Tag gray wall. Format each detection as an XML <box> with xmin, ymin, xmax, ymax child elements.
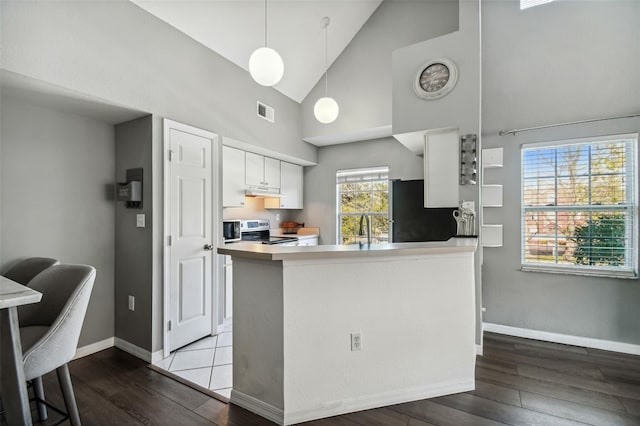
<box><xmin>1</xmin><ymin>0</ymin><xmax>316</xmax><ymax>352</ymax></box>
<box><xmin>295</xmin><ymin>137</ymin><xmax>423</xmax><ymax>245</ymax></box>
<box><xmin>392</xmin><ymin>0</ymin><xmax>479</xmax><ymax>138</ymax></box>
<box><xmin>301</xmin><ymin>0</ymin><xmax>459</xmax><ymax>141</ymax></box>
<box><xmin>0</xmin><ymin>96</ymin><xmax>115</xmax><ymax>347</ymax></box>
<box><xmin>1</xmin><ymin>0</ymin><xmax>315</xmax><ymax>164</ymax></box>
<box><xmin>482</xmin><ymin>0</ymin><xmax>640</xmax><ymax>344</ymax></box>
<box><xmin>114</xmin><ymin>116</ymin><xmax>154</xmax><ymax>351</ymax></box>
<box><xmin>392</xmin><ymin>0</ymin><xmax>482</xmax><ymax>342</ymax></box>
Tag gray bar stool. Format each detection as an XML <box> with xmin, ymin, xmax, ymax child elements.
<box><xmin>18</xmin><ymin>264</ymin><xmax>96</xmax><ymax>425</ymax></box>
<box><xmin>4</xmin><ymin>257</ymin><xmax>60</xmax><ymax>285</ymax></box>
<box><xmin>2</xmin><ymin>257</ymin><xmax>59</xmax><ymax>420</ymax></box>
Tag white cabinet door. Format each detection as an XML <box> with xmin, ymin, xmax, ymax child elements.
<box><xmin>424</xmin><ymin>129</ymin><xmax>459</xmax><ymax>207</ymax></box>
<box><xmin>281</xmin><ymin>162</ymin><xmax>303</xmax><ymax>209</ymax></box>
<box><xmin>297</xmin><ymin>236</ymin><xmax>318</xmax><ymax>246</ymax></box>
<box><xmin>264</xmin><ymin>157</ymin><xmax>281</xmax><ymax>189</ymax></box>
<box><xmin>245</xmin><ymin>152</ymin><xmax>280</xmax><ymax>190</ymax></box>
<box><xmin>222</xmin><ymin>146</ymin><xmax>246</xmax><ymax>207</ymax></box>
<box><xmin>245</xmin><ymin>152</ymin><xmax>265</xmax><ymax>187</ymax></box>
<box><xmin>265</xmin><ymin>162</ymin><xmax>303</xmax><ymax>209</ymax></box>
<box><xmin>223</xmin><ymin>255</ymin><xmax>233</xmax><ymax>322</ymax></box>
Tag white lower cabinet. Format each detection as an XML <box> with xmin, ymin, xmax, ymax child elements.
<box><xmin>297</xmin><ymin>236</ymin><xmax>318</xmax><ymax>246</ymax></box>
<box><xmin>223</xmin><ymin>255</ymin><xmax>233</xmax><ymax>321</ymax></box>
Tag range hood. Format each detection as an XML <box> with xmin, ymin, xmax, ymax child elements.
<box><xmin>244</xmin><ymin>188</ymin><xmax>284</xmax><ymax>198</ymax></box>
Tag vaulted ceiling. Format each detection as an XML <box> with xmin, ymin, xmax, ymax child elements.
<box><xmin>132</xmin><ymin>0</ymin><xmax>383</xmax><ymax>103</ymax></box>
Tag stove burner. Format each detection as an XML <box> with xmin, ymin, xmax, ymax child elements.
<box><xmin>239</xmin><ymin>220</ymin><xmax>298</xmax><ymax>245</ymax></box>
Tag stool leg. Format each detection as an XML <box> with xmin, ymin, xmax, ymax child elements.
<box><xmin>56</xmin><ymin>364</ymin><xmax>81</xmax><ymax>425</ymax></box>
<box><xmin>32</xmin><ymin>376</ymin><xmax>48</xmax><ymax>421</ymax></box>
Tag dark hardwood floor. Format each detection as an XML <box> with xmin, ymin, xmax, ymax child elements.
<box><xmin>13</xmin><ymin>332</ymin><xmax>640</xmax><ymax>425</ymax></box>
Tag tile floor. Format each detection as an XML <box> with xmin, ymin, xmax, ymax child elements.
<box><xmin>152</xmin><ymin>323</ymin><xmax>233</xmax><ymax>399</ymax></box>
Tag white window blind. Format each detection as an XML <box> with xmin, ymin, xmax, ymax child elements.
<box><xmin>521</xmin><ymin>134</ymin><xmax>638</xmax><ymax>278</ymax></box>
<box><xmin>336</xmin><ymin>166</ymin><xmax>390</xmax><ymax>245</ymax></box>
<box><xmin>520</xmin><ymin>0</ymin><xmax>554</xmax><ymax>10</ymax></box>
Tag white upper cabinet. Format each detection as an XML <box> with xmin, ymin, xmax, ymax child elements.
<box><xmin>245</xmin><ymin>152</ymin><xmax>281</xmax><ymax>190</ymax></box>
<box><xmin>245</xmin><ymin>152</ymin><xmax>265</xmax><ymax>187</ymax></box>
<box><xmin>424</xmin><ymin>129</ymin><xmax>459</xmax><ymax>208</ymax></box>
<box><xmin>264</xmin><ymin>157</ymin><xmax>281</xmax><ymax>189</ymax></box>
<box><xmin>265</xmin><ymin>161</ymin><xmax>303</xmax><ymax>209</ymax></box>
<box><xmin>222</xmin><ymin>145</ymin><xmax>246</xmax><ymax>207</ymax></box>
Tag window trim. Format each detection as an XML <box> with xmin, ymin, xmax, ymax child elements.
<box><xmin>520</xmin><ymin>133</ymin><xmax>639</xmax><ymax>279</ymax></box>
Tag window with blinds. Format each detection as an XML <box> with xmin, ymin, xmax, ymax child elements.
<box><xmin>336</xmin><ymin>166</ymin><xmax>390</xmax><ymax>245</ymax></box>
<box><xmin>521</xmin><ymin>134</ymin><xmax>638</xmax><ymax>278</ymax></box>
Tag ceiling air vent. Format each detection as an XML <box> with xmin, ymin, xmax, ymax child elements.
<box><xmin>257</xmin><ymin>101</ymin><xmax>275</xmax><ymax>123</ymax></box>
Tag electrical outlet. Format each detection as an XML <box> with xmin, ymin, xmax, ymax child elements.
<box><xmin>136</xmin><ymin>214</ymin><xmax>145</xmax><ymax>228</ymax></box>
<box><xmin>351</xmin><ymin>332</ymin><xmax>362</xmax><ymax>351</ymax></box>
<box><xmin>128</xmin><ymin>295</ymin><xmax>135</xmax><ymax>311</ymax></box>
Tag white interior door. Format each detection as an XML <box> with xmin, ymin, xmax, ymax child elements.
<box><xmin>166</xmin><ymin>121</ymin><xmax>216</xmax><ymax>352</ymax></box>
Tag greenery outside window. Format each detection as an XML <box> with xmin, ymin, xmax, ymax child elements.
<box><xmin>521</xmin><ymin>133</ymin><xmax>638</xmax><ymax>278</ymax></box>
<box><xmin>337</xmin><ymin>166</ymin><xmax>390</xmax><ymax>245</ymax></box>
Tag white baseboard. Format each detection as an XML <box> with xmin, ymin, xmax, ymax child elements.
<box><xmin>483</xmin><ymin>322</ymin><xmax>640</xmax><ymax>356</ymax></box>
<box><xmin>284</xmin><ymin>379</ymin><xmax>474</xmax><ymax>425</ymax></box>
<box><xmin>231</xmin><ymin>379</ymin><xmax>474</xmax><ymax>426</ymax></box>
<box><xmin>114</xmin><ymin>337</ymin><xmax>153</xmax><ymax>362</ymax></box>
<box><xmin>475</xmin><ymin>344</ymin><xmax>483</xmax><ymax>356</ymax></box>
<box><xmin>231</xmin><ymin>390</ymin><xmax>285</xmax><ymax>425</ymax></box>
<box><xmin>73</xmin><ymin>337</ymin><xmax>114</xmax><ymax>360</ymax></box>
<box><xmin>151</xmin><ymin>349</ymin><xmax>165</xmax><ymax>363</ymax></box>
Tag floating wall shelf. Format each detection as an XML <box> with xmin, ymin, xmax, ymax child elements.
<box><xmin>480</xmin><ymin>147</ymin><xmax>504</xmax><ymax>247</ymax></box>
<box><xmin>481</xmin><ymin>147</ymin><xmax>504</xmax><ymax>169</ymax></box>
<box><xmin>481</xmin><ymin>224</ymin><xmax>503</xmax><ymax>247</ymax></box>
<box><xmin>481</xmin><ymin>185</ymin><xmax>503</xmax><ymax>207</ymax></box>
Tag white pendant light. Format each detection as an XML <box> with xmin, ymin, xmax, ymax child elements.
<box><xmin>249</xmin><ymin>0</ymin><xmax>283</xmax><ymax>86</ymax></box>
<box><xmin>314</xmin><ymin>17</ymin><xmax>339</xmax><ymax>124</ymax></box>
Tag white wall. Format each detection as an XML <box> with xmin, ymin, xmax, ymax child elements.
<box><xmin>301</xmin><ymin>0</ymin><xmax>459</xmax><ymax>142</ymax></box>
<box><xmin>0</xmin><ymin>96</ymin><xmax>115</xmax><ymax>347</ymax></box>
<box><xmin>481</xmin><ymin>0</ymin><xmax>640</xmax><ymax>345</ymax></box>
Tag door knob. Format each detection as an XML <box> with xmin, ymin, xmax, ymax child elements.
<box><xmin>204</xmin><ymin>244</ymin><xmax>214</xmax><ymax>251</ymax></box>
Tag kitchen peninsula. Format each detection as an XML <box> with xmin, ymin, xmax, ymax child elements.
<box><xmin>218</xmin><ymin>239</ymin><xmax>477</xmax><ymax>425</ymax></box>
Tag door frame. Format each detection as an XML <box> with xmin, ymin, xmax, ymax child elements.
<box><xmin>162</xmin><ymin>119</ymin><xmax>221</xmax><ymax>358</ymax></box>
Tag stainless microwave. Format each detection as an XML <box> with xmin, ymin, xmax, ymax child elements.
<box><xmin>223</xmin><ymin>219</ymin><xmax>241</xmax><ymax>242</ymax></box>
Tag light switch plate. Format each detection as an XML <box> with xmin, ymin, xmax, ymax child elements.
<box><xmin>128</xmin><ymin>295</ymin><xmax>135</xmax><ymax>311</ymax></box>
<box><xmin>136</xmin><ymin>214</ymin><xmax>145</xmax><ymax>228</ymax></box>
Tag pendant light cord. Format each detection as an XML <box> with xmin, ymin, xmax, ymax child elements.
<box><xmin>324</xmin><ymin>17</ymin><xmax>329</xmax><ymax>97</ymax></box>
<box><xmin>264</xmin><ymin>0</ymin><xmax>268</xmax><ymax>47</ymax></box>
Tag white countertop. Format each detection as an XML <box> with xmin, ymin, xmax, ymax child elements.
<box><xmin>218</xmin><ymin>237</ymin><xmax>477</xmax><ymax>261</ymax></box>
<box><xmin>0</xmin><ymin>276</ymin><xmax>42</xmax><ymax>309</ymax></box>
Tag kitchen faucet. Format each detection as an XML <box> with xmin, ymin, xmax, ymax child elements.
<box><xmin>358</xmin><ymin>214</ymin><xmax>372</xmax><ymax>247</ymax></box>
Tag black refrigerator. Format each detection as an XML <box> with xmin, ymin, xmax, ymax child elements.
<box><xmin>391</xmin><ymin>179</ymin><xmax>457</xmax><ymax>242</ymax></box>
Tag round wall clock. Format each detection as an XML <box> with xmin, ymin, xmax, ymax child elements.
<box><xmin>414</xmin><ymin>58</ymin><xmax>458</xmax><ymax>100</ymax></box>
